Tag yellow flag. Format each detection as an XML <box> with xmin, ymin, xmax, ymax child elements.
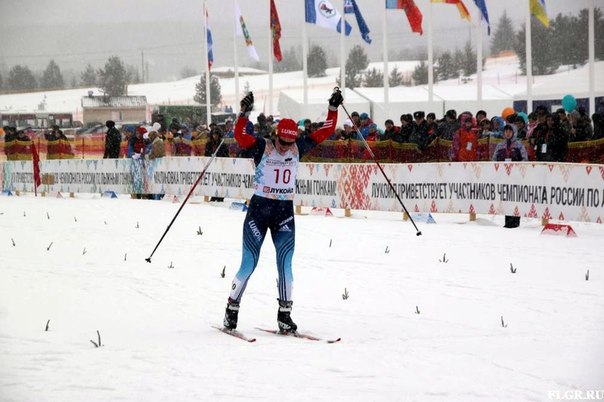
<box><xmin>530</xmin><ymin>0</ymin><xmax>549</xmax><ymax>28</ymax></box>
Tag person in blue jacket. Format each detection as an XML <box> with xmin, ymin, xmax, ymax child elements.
<box><xmin>493</xmin><ymin>124</ymin><xmax>528</xmax><ymax>228</ymax></box>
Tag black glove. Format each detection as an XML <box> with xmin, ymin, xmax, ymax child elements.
<box><xmin>328</xmin><ymin>89</ymin><xmax>343</xmax><ymax>109</ymax></box>
<box><xmin>240</xmin><ymin>92</ymin><xmax>254</xmax><ymax>113</ymax></box>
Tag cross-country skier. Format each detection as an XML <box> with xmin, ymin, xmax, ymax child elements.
<box><xmin>224</xmin><ymin>88</ymin><xmax>343</xmax><ymax>333</ymax></box>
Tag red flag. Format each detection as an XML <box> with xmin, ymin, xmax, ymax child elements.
<box><xmin>31</xmin><ymin>141</ymin><xmax>41</xmax><ymax>189</ymax></box>
<box><xmin>431</xmin><ymin>0</ymin><xmax>471</xmax><ymax>21</ymax></box>
<box><xmin>270</xmin><ymin>0</ymin><xmax>282</xmax><ymax>62</ymax></box>
<box><xmin>402</xmin><ymin>0</ymin><xmax>423</xmax><ymax>35</ymax></box>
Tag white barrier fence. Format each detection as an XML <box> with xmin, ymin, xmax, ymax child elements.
<box><xmin>2</xmin><ymin>158</ymin><xmax>603</xmax><ymax>223</ymax></box>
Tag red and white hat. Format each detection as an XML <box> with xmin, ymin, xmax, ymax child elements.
<box><xmin>277</xmin><ymin>118</ymin><xmax>298</xmax><ymax>142</ymax></box>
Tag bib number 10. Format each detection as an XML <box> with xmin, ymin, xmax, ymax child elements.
<box><xmin>274</xmin><ymin>168</ymin><xmax>292</xmax><ymax>184</ymax></box>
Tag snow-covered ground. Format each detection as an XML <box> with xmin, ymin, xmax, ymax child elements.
<box><xmin>1</xmin><ymin>194</ymin><xmax>603</xmax><ymax>401</ymax></box>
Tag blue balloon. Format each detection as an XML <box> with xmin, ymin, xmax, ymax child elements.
<box><xmin>562</xmin><ymin>94</ymin><xmax>577</xmax><ymax>113</ymax></box>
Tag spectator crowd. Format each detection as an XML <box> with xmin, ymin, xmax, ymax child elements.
<box><xmin>3</xmin><ymin>99</ymin><xmax>604</xmax><ymax>164</ymax></box>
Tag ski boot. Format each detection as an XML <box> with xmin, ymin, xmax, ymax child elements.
<box><xmin>223</xmin><ymin>298</ymin><xmax>240</xmax><ymax>330</ymax></box>
<box><xmin>277</xmin><ymin>299</ymin><xmax>297</xmax><ymax>333</ymax></box>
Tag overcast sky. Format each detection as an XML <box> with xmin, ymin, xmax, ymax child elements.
<box><xmin>0</xmin><ymin>0</ymin><xmax>597</xmax><ymax>82</ymax></box>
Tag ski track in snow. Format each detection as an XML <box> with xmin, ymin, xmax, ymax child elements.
<box><xmin>0</xmin><ymin>194</ymin><xmax>603</xmax><ymax>402</ymax></box>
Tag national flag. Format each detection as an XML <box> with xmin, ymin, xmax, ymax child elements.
<box><xmin>270</xmin><ymin>0</ymin><xmax>283</xmax><ymax>62</ymax></box>
<box><xmin>205</xmin><ymin>8</ymin><xmax>213</xmax><ymax>70</ymax></box>
<box><xmin>431</xmin><ymin>0</ymin><xmax>471</xmax><ymax>21</ymax></box>
<box><xmin>473</xmin><ymin>0</ymin><xmax>490</xmax><ymax>35</ymax></box>
<box><xmin>235</xmin><ymin>1</ymin><xmax>259</xmax><ymax>62</ymax></box>
<box><xmin>31</xmin><ymin>142</ymin><xmax>41</xmax><ymax>189</ymax></box>
<box><xmin>385</xmin><ymin>0</ymin><xmax>404</xmax><ymax>8</ymax></box>
<box><xmin>344</xmin><ymin>0</ymin><xmax>372</xmax><ymax>44</ymax></box>
<box><xmin>530</xmin><ymin>0</ymin><xmax>549</xmax><ymax>28</ymax></box>
<box><xmin>344</xmin><ymin>0</ymin><xmax>353</xmax><ymax>13</ymax></box>
<box><xmin>386</xmin><ymin>0</ymin><xmax>423</xmax><ymax>35</ymax></box>
<box><xmin>305</xmin><ymin>0</ymin><xmax>352</xmax><ymax>35</ymax></box>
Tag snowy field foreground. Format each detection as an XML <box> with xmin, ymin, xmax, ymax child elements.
<box><xmin>0</xmin><ymin>194</ymin><xmax>603</xmax><ymax>402</ymax></box>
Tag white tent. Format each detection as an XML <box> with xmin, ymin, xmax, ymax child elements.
<box><xmin>514</xmin><ymin>61</ymin><xmax>604</xmax><ymax>107</ymax></box>
<box><xmin>353</xmin><ymin>87</ymin><xmax>444</xmax><ymax>127</ymax></box>
<box><xmin>353</xmin><ymin>85</ymin><xmax>514</xmax><ymax>126</ymax></box>
<box><xmin>432</xmin><ymin>84</ymin><xmax>515</xmax><ymax>119</ymax></box>
<box><xmin>277</xmin><ymin>89</ymin><xmax>370</xmax><ymax>127</ymax></box>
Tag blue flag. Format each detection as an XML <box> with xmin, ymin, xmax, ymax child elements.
<box><xmin>205</xmin><ymin>8</ymin><xmax>213</xmax><ymax>69</ymax></box>
<box><xmin>305</xmin><ymin>0</ymin><xmax>352</xmax><ymax>35</ymax></box>
<box><xmin>473</xmin><ymin>0</ymin><xmax>490</xmax><ymax>35</ymax></box>
<box><xmin>344</xmin><ymin>0</ymin><xmax>372</xmax><ymax>44</ymax></box>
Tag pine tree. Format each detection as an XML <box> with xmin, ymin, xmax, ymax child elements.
<box><xmin>412</xmin><ymin>61</ymin><xmax>428</xmax><ymax>85</ymax></box>
<box><xmin>461</xmin><ymin>41</ymin><xmax>477</xmax><ymax>76</ymax></box>
<box><xmin>453</xmin><ymin>48</ymin><xmax>464</xmax><ymax>77</ymax></box>
<box><xmin>80</xmin><ymin>64</ymin><xmax>97</xmax><ymax>87</ymax></box>
<box><xmin>194</xmin><ymin>74</ymin><xmax>222</xmax><ymax>107</ymax></box>
<box><xmin>556</xmin><ymin>7</ymin><xmax>604</xmax><ymax>66</ymax></box>
<box><xmin>339</xmin><ymin>44</ymin><xmax>369</xmax><ymax>89</ymax></box>
<box><xmin>551</xmin><ymin>13</ymin><xmax>584</xmax><ymax>68</ymax></box>
<box><xmin>577</xmin><ymin>8</ymin><xmax>604</xmax><ymax>63</ymax></box>
<box><xmin>436</xmin><ymin>51</ymin><xmax>456</xmax><ymax>81</ymax></box>
<box><xmin>363</xmin><ymin>67</ymin><xmax>383</xmax><ymax>87</ymax></box>
<box><xmin>388</xmin><ymin>66</ymin><xmax>404</xmax><ymax>87</ymax></box>
<box><xmin>514</xmin><ymin>20</ymin><xmax>559</xmax><ymax>75</ymax></box>
<box><xmin>274</xmin><ymin>47</ymin><xmax>302</xmax><ymax>73</ymax></box>
<box><xmin>7</xmin><ymin>65</ymin><xmax>37</xmax><ymax>90</ymax></box>
<box><xmin>490</xmin><ymin>10</ymin><xmax>516</xmax><ymax>55</ymax></box>
<box><xmin>41</xmin><ymin>60</ymin><xmax>64</xmax><ymax>90</ymax></box>
<box><xmin>307</xmin><ymin>44</ymin><xmax>327</xmax><ymax>77</ymax></box>
<box><xmin>98</xmin><ymin>56</ymin><xmax>130</xmax><ymax>96</ymax></box>
<box><xmin>180</xmin><ymin>67</ymin><xmax>198</xmax><ymax>79</ymax></box>
<box><xmin>127</xmin><ymin>66</ymin><xmax>141</xmax><ymax>84</ymax></box>
<box><xmin>596</xmin><ymin>7</ymin><xmax>604</xmax><ymax>60</ymax></box>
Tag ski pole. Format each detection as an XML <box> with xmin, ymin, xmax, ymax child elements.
<box><xmin>339</xmin><ymin>101</ymin><xmax>422</xmax><ymax>236</ymax></box>
<box><xmin>145</xmin><ymin>139</ymin><xmax>226</xmax><ymax>263</ymax></box>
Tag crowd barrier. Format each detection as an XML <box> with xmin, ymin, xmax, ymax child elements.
<box><xmin>2</xmin><ymin>135</ymin><xmax>604</xmax><ymax>164</ymax></box>
<box><xmin>2</xmin><ymin>157</ymin><xmax>603</xmax><ymax>224</ymax></box>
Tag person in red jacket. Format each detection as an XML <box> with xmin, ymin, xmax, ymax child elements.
<box><xmin>223</xmin><ymin>89</ymin><xmax>343</xmax><ymax>333</ymax></box>
<box><xmin>451</xmin><ymin>113</ymin><xmax>480</xmax><ymax>161</ymax></box>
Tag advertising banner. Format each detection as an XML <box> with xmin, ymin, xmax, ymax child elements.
<box><xmin>2</xmin><ymin>158</ymin><xmax>603</xmax><ymax>223</ymax></box>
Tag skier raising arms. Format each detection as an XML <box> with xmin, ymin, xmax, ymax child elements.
<box><xmin>224</xmin><ymin>88</ymin><xmax>343</xmax><ymax>333</ymax></box>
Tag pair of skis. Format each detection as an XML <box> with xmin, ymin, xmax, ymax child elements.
<box><xmin>212</xmin><ymin>326</ymin><xmax>341</xmax><ymax>344</ymax></box>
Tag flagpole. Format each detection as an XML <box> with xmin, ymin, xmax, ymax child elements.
<box><xmin>340</xmin><ymin>0</ymin><xmax>346</xmax><ymax>99</ymax></box>
<box><xmin>476</xmin><ymin>5</ymin><xmax>483</xmax><ymax>103</ymax></box>
<box><xmin>233</xmin><ymin>0</ymin><xmax>240</xmax><ymax>110</ymax></box>
<box><xmin>204</xmin><ymin>1</ymin><xmax>212</xmax><ymax>126</ymax></box>
<box><xmin>303</xmin><ymin>4</ymin><xmax>308</xmax><ymax>106</ymax></box>
<box><xmin>525</xmin><ymin>3</ymin><xmax>533</xmax><ymax>114</ymax></box>
<box><xmin>588</xmin><ymin>0</ymin><xmax>595</xmax><ymax>116</ymax></box>
<box><xmin>383</xmin><ymin>2</ymin><xmax>389</xmax><ymax>106</ymax></box>
<box><xmin>33</xmin><ymin>152</ymin><xmax>37</xmax><ymax>197</ymax></box>
<box><xmin>268</xmin><ymin>0</ymin><xmax>274</xmax><ymax>116</ymax></box>
<box><xmin>428</xmin><ymin>1</ymin><xmax>433</xmax><ymax>104</ymax></box>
